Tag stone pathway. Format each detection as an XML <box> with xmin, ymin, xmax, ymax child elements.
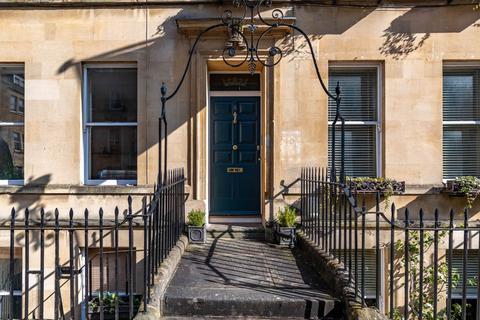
<box><xmin>163</xmin><ymin>230</ymin><xmax>343</xmax><ymax>319</ymax></box>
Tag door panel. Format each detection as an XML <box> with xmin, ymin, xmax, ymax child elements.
<box><xmin>210</xmin><ymin>96</ymin><xmax>261</xmax><ymax>216</ymax></box>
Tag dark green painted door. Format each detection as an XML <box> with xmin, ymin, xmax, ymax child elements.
<box><xmin>210</xmin><ymin>96</ymin><xmax>261</xmax><ymax>216</ymax></box>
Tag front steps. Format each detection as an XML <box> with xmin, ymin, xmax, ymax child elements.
<box><xmin>163</xmin><ymin>227</ymin><xmax>344</xmax><ymax>319</ymax></box>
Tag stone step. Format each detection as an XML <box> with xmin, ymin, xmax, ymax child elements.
<box><xmin>164</xmin><ymin>292</ymin><xmax>344</xmax><ymax>318</ymax></box>
<box><xmin>163</xmin><ymin>236</ymin><xmax>345</xmax><ymax>319</ymax></box>
<box><xmin>206</xmin><ymin>224</ymin><xmax>266</xmax><ymax>240</ymax></box>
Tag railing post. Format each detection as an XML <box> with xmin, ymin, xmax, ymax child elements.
<box><xmin>389</xmin><ymin>203</ymin><xmax>395</xmax><ymax>319</ymax></box>
<box><xmin>40</xmin><ymin>209</ymin><xmax>45</xmax><ymax>319</ymax></box>
<box><xmin>9</xmin><ymin>208</ymin><xmax>15</xmax><ymax>320</ymax></box>
<box><xmin>84</xmin><ymin>209</ymin><xmax>90</xmax><ymax>320</ymax></box>
<box><xmin>419</xmin><ymin>209</ymin><xmax>425</xmax><ymax>320</ymax></box>
<box><xmin>447</xmin><ymin>209</ymin><xmax>454</xmax><ymax>320</ymax></box>
<box><xmin>142</xmin><ymin>196</ymin><xmax>148</xmax><ymax>312</ymax></box>
<box><xmin>462</xmin><ymin>208</ymin><xmax>468</xmax><ymax>320</ymax></box>
<box><xmin>128</xmin><ymin>196</ymin><xmax>134</xmax><ymax>319</ymax></box>
<box><xmin>55</xmin><ymin>209</ymin><xmax>60</xmax><ymax>320</ymax></box>
<box><xmin>114</xmin><ymin>207</ymin><xmax>119</xmax><ymax>320</ymax></box>
<box><xmin>404</xmin><ymin>208</ymin><xmax>410</xmax><ymax>320</ymax></box>
<box><xmin>433</xmin><ymin>209</ymin><xmax>439</xmax><ymax>320</ymax></box>
<box><xmin>24</xmin><ymin>208</ymin><xmax>30</xmax><ymax>320</ymax></box>
<box><xmin>99</xmin><ymin>208</ymin><xmax>104</xmax><ymax>320</ymax></box>
<box><xmin>361</xmin><ymin>193</ymin><xmax>366</xmax><ymax>306</ymax></box>
<box><xmin>375</xmin><ymin>192</ymin><xmax>381</xmax><ymax>310</ymax></box>
<box><xmin>69</xmin><ymin>209</ymin><xmax>75</xmax><ymax>320</ymax></box>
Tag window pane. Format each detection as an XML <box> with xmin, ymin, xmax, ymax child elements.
<box><xmin>328</xmin><ymin>67</ymin><xmax>378</xmax><ymax>122</ymax></box>
<box><xmin>443</xmin><ymin>125</ymin><xmax>480</xmax><ymax>179</ymax></box>
<box><xmin>90</xmin><ymin>126</ymin><xmax>137</xmax><ymax>180</ymax></box>
<box><xmin>443</xmin><ymin>69</ymin><xmax>479</xmax><ymax>121</ymax></box>
<box><xmin>0</xmin><ymin>65</ymin><xmax>24</xmax><ymax>123</ymax></box>
<box><xmin>88</xmin><ymin>68</ymin><xmax>137</xmax><ymax>122</ymax></box>
<box><xmin>328</xmin><ymin>125</ymin><xmax>377</xmax><ymax>178</ymax></box>
<box><xmin>0</xmin><ymin>126</ymin><xmax>24</xmax><ymax>180</ymax></box>
<box><xmin>0</xmin><ymin>255</ymin><xmax>22</xmax><ymax>319</ymax></box>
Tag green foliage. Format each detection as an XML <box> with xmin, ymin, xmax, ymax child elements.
<box><xmin>452</xmin><ymin>176</ymin><xmax>480</xmax><ymax>209</ymax></box>
<box><xmin>187</xmin><ymin>209</ymin><xmax>205</xmax><ymax>227</ymax></box>
<box><xmin>392</xmin><ymin>225</ymin><xmax>463</xmax><ymax>320</ymax></box>
<box><xmin>277</xmin><ymin>205</ymin><xmax>297</xmax><ymax>228</ymax></box>
<box><xmin>88</xmin><ymin>292</ymin><xmax>141</xmax><ymax>313</ymax></box>
<box><xmin>349</xmin><ymin>177</ymin><xmax>397</xmax><ymax>210</ymax></box>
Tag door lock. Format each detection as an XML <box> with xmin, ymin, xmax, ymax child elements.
<box><xmin>232</xmin><ymin>145</ymin><xmax>238</xmax><ymax>151</ymax></box>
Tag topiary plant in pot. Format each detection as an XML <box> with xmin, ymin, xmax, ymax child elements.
<box><xmin>187</xmin><ymin>209</ymin><xmax>206</xmax><ymax>244</ymax></box>
<box><xmin>274</xmin><ymin>206</ymin><xmax>297</xmax><ymax>248</ymax></box>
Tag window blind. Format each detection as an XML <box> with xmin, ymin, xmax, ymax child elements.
<box><xmin>328</xmin><ymin>67</ymin><xmax>379</xmax><ymax>178</ymax></box>
<box><xmin>449</xmin><ymin>250</ymin><xmax>479</xmax><ymax>297</ymax></box>
<box><xmin>328</xmin><ymin>126</ymin><xmax>377</xmax><ymax>178</ymax></box>
<box><xmin>336</xmin><ymin>249</ymin><xmax>377</xmax><ymax>298</ymax></box>
<box><xmin>443</xmin><ymin>68</ymin><xmax>480</xmax><ymax>179</ymax></box>
<box><xmin>328</xmin><ymin>67</ymin><xmax>377</xmax><ymax>122</ymax></box>
<box><xmin>89</xmin><ymin>248</ymin><xmax>132</xmax><ymax>293</ymax></box>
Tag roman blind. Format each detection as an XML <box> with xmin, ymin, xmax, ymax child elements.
<box><xmin>443</xmin><ymin>68</ymin><xmax>480</xmax><ymax>179</ymax></box>
<box><xmin>328</xmin><ymin>67</ymin><xmax>379</xmax><ymax>178</ymax></box>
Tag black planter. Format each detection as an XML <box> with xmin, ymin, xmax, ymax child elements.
<box><xmin>188</xmin><ymin>225</ymin><xmax>206</xmax><ymax>244</ymax></box>
<box><xmin>274</xmin><ymin>224</ymin><xmax>296</xmax><ymax>248</ymax></box>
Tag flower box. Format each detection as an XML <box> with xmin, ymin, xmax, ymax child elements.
<box><xmin>445</xmin><ymin>180</ymin><xmax>480</xmax><ymax>195</ymax></box>
<box><xmin>347</xmin><ymin>179</ymin><xmax>405</xmax><ymax>194</ymax></box>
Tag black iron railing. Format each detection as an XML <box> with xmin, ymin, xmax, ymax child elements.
<box><xmin>300</xmin><ymin>167</ymin><xmax>480</xmax><ymax>320</ymax></box>
<box><xmin>2</xmin><ymin>168</ymin><xmax>185</xmax><ymax>320</ymax></box>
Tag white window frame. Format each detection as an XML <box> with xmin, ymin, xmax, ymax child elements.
<box><xmin>0</xmin><ymin>64</ymin><xmax>24</xmax><ymax>186</ymax></box>
<box><xmin>442</xmin><ymin>62</ymin><xmax>480</xmax><ymax>182</ymax></box>
<box><xmin>328</xmin><ymin>63</ymin><xmax>383</xmax><ymax>177</ymax></box>
<box><xmin>82</xmin><ymin>63</ymin><xmax>138</xmax><ymax>186</ymax></box>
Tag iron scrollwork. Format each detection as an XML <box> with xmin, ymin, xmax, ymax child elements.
<box><xmin>160</xmin><ymin>0</ymin><xmax>346</xmax><ymax>185</ymax></box>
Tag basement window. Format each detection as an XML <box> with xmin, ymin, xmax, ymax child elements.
<box><xmin>0</xmin><ymin>248</ymin><xmax>22</xmax><ymax>319</ymax></box>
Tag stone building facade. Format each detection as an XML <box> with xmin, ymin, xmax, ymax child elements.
<box><xmin>0</xmin><ymin>0</ymin><xmax>479</xmax><ymax>317</ymax></box>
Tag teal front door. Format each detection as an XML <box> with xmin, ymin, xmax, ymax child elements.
<box><xmin>210</xmin><ymin>96</ymin><xmax>261</xmax><ymax>216</ymax></box>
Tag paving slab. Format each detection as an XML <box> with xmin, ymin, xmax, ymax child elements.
<box><xmin>163</xmin><ymin>232</ymin><xmax>344</xmax><ymax>319</ymax></box>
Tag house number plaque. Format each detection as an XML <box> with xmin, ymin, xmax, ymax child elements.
<box><xmin>227</xmin><ymin>167</ymin><xmax>243</xmax><ymax>173</ymax></box>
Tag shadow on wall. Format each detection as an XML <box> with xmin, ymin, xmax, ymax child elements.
<box><xmin>2</xmin><ymin>174</ymin><xmax>52</xmax><ymax>221</ymax></box>
<box><xmin>380</xmin><ymin>5</ymin><xmax>480</xmax><ymax>60</ymax></box>
<box><xmin>279</xmin><ymin>6</ymin><xmax>375</xmax><ymax>60</ymax></box>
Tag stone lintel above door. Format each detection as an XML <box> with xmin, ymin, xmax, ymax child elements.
<box><xmin>176</xmin><ymin>17</ymin><xmax>296</xmax><ymax>39</ymax></box>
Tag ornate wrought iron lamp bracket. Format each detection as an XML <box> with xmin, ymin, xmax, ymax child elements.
<box><xmin>159</xmin><ymin>0</ymin><xmax>346</xmax><ymax>185</ymax></box>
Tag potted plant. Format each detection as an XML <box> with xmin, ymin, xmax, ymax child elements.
<box><xmin>88</xmin><ymin>292</ymin><xmax>141</xmax><ymax>320</ymax></box>
<box><xmin>445</xmin><ymin>176</ymin><xmax>480</xmax><ymax>209</ymax></box>
<box><xmin>274</xmin><ymin>205</ymin><xmax>297</xmax><ymax>248</ymax></box>
<box><xmin>187</xmin><ymin>209</ymin><xmax>206</xmax><ymax>244</ymax></box>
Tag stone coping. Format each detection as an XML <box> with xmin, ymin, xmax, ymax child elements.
<box><xmin>133</xmin><ymin>235</ymin><xmax>189</xmax><ymax>320</ymax></box>
<box><xmin>0</xmin><ymin>184</ymin><xmax>154</xmax><ymax>195</ymax></box>
<box><xmin>297</xmin><ymin>231</ymin><xmax>388</xmax><ymax>320</ymax></box>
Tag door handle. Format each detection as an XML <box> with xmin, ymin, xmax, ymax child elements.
<box><xmin>233</xmin><ymin>111</ymin><xmax>238</xmax><ymax>125</ymax></box>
